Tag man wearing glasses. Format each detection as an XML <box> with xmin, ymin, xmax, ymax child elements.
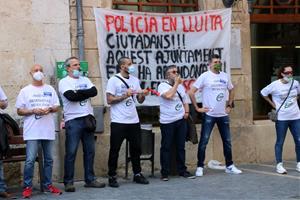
<box><xmin>158</xmin><ymin>65</ymin><xmax>195</xmax><ymax>181</ymax></box>
<box><xmin>189</xmin><ymin>54</ymin><xmax>242</xmax><ymax>177</ymax></box>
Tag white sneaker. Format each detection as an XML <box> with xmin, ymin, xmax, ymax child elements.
<box><xmin>225</xmin><ymin>164</ymin><xmax>242</xmax><ymax>174</ymax></box>
<box><xmin>195</xmin><ymin>167</ymin><xmax>203</xmax><ymax>177</ymax></box>
<box><xmin>296</xmin><ymin>162</ymin><xmax>300</xmax><ymax>173</ymax></box>
<box><xmin>276</xmin><ymin>162</ymin><xmax>287</xmax><ymax>174</ymax></box>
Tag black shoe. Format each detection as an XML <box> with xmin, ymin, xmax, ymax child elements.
<box><xmin>0</xmin><ymin>191</ymin><xmax>12</xmax><ymax>198</ymax></box>
<box><xmin>84</xmin><ymin>180</ymin><xmax>106</xmax><ymax>188</ymax></box>
<box><xmin>108</xmin><ymin>176</ymin><xmax>119</xmax><ymax>188</ymax></box>
<box><xmin>64</xmin><ymin>183</ymin><xmax>76</xmax><ymax>192</ymax></box>
<box><xmin>133</xmin><ymin>173</ymin><xmax>149</xmax><ymax>184</ymax></box>
<box><xmin>180</xmin><ymin>171</ymin><xmax>196</xmax><ymax>179</ymax></box>
<box><xmin>161</xmin><ymin>175</ymin><xmax>169</xmax><ymax>181</ymax></box>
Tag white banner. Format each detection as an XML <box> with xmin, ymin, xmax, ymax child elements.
<box><xmin>94</xmin><ymin>8</ymin><xmax>232</xmax><ymax>106</ymax></box>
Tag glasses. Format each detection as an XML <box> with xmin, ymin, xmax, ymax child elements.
<box><xmin>283</xmin><ymin>71</ymin><xmax>293</xmax><ymax>75</ymax></box>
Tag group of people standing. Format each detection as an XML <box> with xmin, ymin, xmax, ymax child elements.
<box><xmin>0</xmin><ymin>54</ymin><xmax>299</xmax><ymax>198</ymax></box>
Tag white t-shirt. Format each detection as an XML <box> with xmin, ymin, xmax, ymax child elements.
<box><xmin>261</xmin><ymin>79</ymin><xmax>300</xmax><ymax>120</ymax></box>
<box><xmin>0</xmin><ymin>86</ymin><xmax>7</xmax><ymax>101</ymax></box>
<box><xmin>158</xmin><ymin>82</ymin><xmax>188</xmax><ymax>124</ymax></box>
<box><xmin>15</xmin><ymin>84</ymin><xmax>60</xmax><ymax>140</ymax></box>
<box><xmin>106</xmin><ymin>73</ymin><xmax>141</xmax><ymax>124</ymax></box>
<box><xmin>58</xmin><ymin>76</ymin><xmax>94</xmax><ymax>122</ymax></box>
<box><xmin>0</xmin><ymin>86</ymin><xmax>7</xmax><ymax>114</ymax></box>
<box><xmin>193</xmin><ymin>70</ymin><xmax>233</xmax><ymax>117</ymax></box>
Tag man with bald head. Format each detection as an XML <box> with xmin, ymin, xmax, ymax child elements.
<box><xmin>16</xmin><ymin>64</ymin><xmax>62</xmax><ymax>198</ymax></box>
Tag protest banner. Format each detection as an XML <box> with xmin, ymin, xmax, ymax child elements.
<box><xmin>94</xmin><ymin>8</ymin><xmax>232</xmax><ymax>105</ymax></box>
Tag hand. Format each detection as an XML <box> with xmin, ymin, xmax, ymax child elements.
<box><xmin>32</xmin><ymin>108</ymin><xmax>45</xmax><ymax>115</ymax></box>
<box><xmin>184</xmin><ymin>112</ymin><xmax>189</xmax><ymax>119</ymax></box>
<box><xmin>225</xmin><ymin>106</ymin><xmax>231</xmax><ymax>114</ymax></box>
<box><xmin>196</xmin><ymin>107</ymin><xmax>210</xmax><ymax>113</ymax></box>
<box><xmin>137</xmin><ymin>89</ymin><xmax>149</xmax><ymax>96</ymax></box>
<box><xmin>175</xmin><ymin>76</ymin><xmax>182</xmax><ymax>84</ymax></box>
<box><xmin>141</xmin><ymin>89</ymin><xmax>150</xmax><ymax>96</ymax></box>
<box><xmin>126</xmin><ymin>89</ymin><xmax>133</xmax><ymax>97</ymax></box>
<box><xmin>60</xmin><ymin>119</ymin><xmax>65</xmax><ymax>130</ymax></box>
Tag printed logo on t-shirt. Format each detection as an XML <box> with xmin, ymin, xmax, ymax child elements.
<box><xmin>219</xmin><ymin>79</ymin><xmax>227</xmax><ymax>84</ymax></box>
<box><xmin>175</xmin><ymin>103</ymin><xmax>183</xmax><ymax>111</ymax></box>
<box><xmin>35</xmin><ymin>114</ymin><xmax>42</xmax><ymax>120</ymax></box>
<box><xmin>77</xmin><ymin>84</ymin><xmax>88</xmax><ymax>89</ymax></box>
<box><xmin>125</xmin><ymin>99</ymin><xmax>133</xmax><ymax>106</ymax></box>
<box><xmin>80</xmin><ymin>99</ymin><xmax>87</xmax><ymax>106</ymax></box>
<box><xmin>216</xmin><ymin>93</ymin><xmax>225</xmax><ymax>101</ymax></box>
<box><xmin>43</xmin><ymin>92</ymin><xmax>52</xmax><ymax>96</ymax></box>
<box><xmin>284</xmin><ymin>99</ymin><xmax>294</xmax><ymax>109</ymax></box>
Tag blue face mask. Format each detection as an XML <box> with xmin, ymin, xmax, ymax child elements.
<box><xmin>72</xmin><ymin>69</ymin><xmax>80</xmax><ymax>78</ymax></box>
<box><xmin>128</xmin><ymin>65</ymin><xmax>136</xmax><ymax>74</ymax></box>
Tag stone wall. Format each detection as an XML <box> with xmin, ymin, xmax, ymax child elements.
<box><xmin>0</xmin><ymin>0</ymin><xmax>71</xmax><ymax>185</ymax></box>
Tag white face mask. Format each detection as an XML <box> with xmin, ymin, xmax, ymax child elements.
<box><xmin>33</xmin><ymin>71</ymin><xmax>44</xmax><ymax>81</ymax></box>
<box><xmin>283</xmin><ymin>76</ymin><xmax>293</xmax><ymax>83</ymax></box>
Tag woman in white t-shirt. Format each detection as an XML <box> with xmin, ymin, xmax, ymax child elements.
<box><xmin>261</xmin><ymin>65</ymin><xmax>300</xmax><ymax>174</ymax></box>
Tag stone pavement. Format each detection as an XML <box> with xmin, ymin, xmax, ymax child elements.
<box><xmin>7</xmin><ymin>161</ymin><xmax>300</xmax><ymax>200</ymax></box>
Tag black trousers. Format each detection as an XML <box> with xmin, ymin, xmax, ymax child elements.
<box><xmin>108</xmin><ymin>122</ymin><xmax>142</xmax><ymax>177</ymax></box>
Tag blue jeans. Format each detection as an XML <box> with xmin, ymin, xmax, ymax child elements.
<box><xmin>160</xmin><ymin>118</ymin><xmax>187</xmax><ymax>176</ymax></box>
<box><xmin>275</xmin><ymin>119</ymin><xmax>300</xmax><ymax>163</ymax></box>
<box><xmin>64</xmin><ymin>116</ymin><xmax>96</xmax><ymax>185</ymax></box>
<box><xmin>197</xmin><ymin>114</ymin><xmax>233</xmax><ymax>167</ymax></box>
<box><xmin>23</xmin><ymin>140</ymin><xmax>54</xmax><ymax>188</ymax></box>
<box><xmin>0</xmin><ymin>161</ymin><xmax>7</xmax><ymax>192</ymax></box>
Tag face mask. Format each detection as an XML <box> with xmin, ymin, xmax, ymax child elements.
<box><xmin>283</xmin><ymin>76</ymin><xmax>293</xmax><ymax>82</ymax></box>
<box><xmin>33</xmin><ymin>71</ymin><xmax>44</xmax><ymax>81</ymax></box>
<box><xmin>72</xmin><ymin>69</ymin><xmax>80</xmax><ymax>78</ymax></box>
<box><xmin>213</xmin><ymin>63</ymin><xmax>222</xmax><ymax>71</ymax></box>
<box><xmin>128</xmin><ymin>65</ymin><xmax>136</xmax><ymax>74</ymax></box>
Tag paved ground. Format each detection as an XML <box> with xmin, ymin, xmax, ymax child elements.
<box><xmin>7</xmin><ymin>161</ymin><xmax>300</xmax><ymax>200</ymax></box>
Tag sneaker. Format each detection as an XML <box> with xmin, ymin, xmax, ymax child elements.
<box><xmin>84</xmin><ymin>180</ymin><xmax>106</xmax><ymax>188</ymax></box>
<box><xmin>47</xmin><ymin>185</ymin><xmax>62</xmax><ymax>195</ymax></box>
<box><xmin>180</xmin><ymin>171</ymin><xmax>196</xmax><ymax>179</ymax></box>
<box><xmin>297</xmin><ymin>162</ymin><xmax>300</xmax><ymax>172</ymax></box>
<box><xmin>225</xmin><ymin>164</ymin><xmax>242</xmax><ymax>174</ymax></box>
<box><xmin>108</xmin><ymin>176</ymin><xmax>119</xmax><ymax>188</ymax></box>
<box><xmin>22</xmin><ymin>187</ymin><xmax>32</xmax><ymax>198</ymax></box>
<box><xmin>133</xmin><ymin>173</ymin><xmax>149</xmax><ymax>184</ymax></box>
<box><xmin>276</xmin><ymin>162</ymin><xmax>287</xmax><ymax>174</ymax></box>
<box><xmin>161</xmin><ymin>175</ymin><xmax>169</xmax><ymax>181</ymax></box>
<box><xmin>64</xmin><ymin>183</ymin><xmax>75</xmax><ymax>192</ymax></box>
<box><xmin>0</xmin><ymin>191</ymin><xmax>12</xmax><ymax>198</ymax></box>
<box><xmin>195</xmin><ymin>167</ymin><xmax>203</xmax><ymax>177</ymax></box>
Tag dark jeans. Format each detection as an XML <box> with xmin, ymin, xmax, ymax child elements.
<box><xmin>160</xmin><ymin>118</ymin><xmax>187</xmax><ymax>176</ymax></box>
<box><xmin>197</xmin><ymin>114</ymin><xmax>233</xmax><ymax>167</ymax></box>
<box><xmin>275</xmin><ymin>119</ymin><xmax>300</xmax><ymax>163</ymax></box>
<box><xmin>64</xmin><ymin>116</ymin><xmax>96</xmax><ymax>185</ymax></box>
<box><xmin>0</xmin><ymin>161</ymin><xmax>7</xmax><ymax>192</ymax></box>
<box><xmin>108</xmin><ymin>122</ymin><xmax>142</xmax><ymax>177</ymax></box>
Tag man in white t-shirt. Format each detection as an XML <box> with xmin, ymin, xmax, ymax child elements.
<box><xmin>189</xmin><ymin>54</ymin><xmax>242</xmax><ymax>177</ymax></box>
<box><xmin>16</xmin><ymin>64</ymin><xmax>62</xmax><ymax>198</ymax></box>
<box><xmin>0</xmin><ymin>86</ymin><xmax>10</xmax><ymax>198</ymax></box>
<box><xmin>106</xmin><ymin>57</ymin><xmax>149</xmax><ymax>187</ymax></box>
<box><xmin>158</xmin><ymin>65</ymin><xmax>195</xmax><ymax>181</ymax></box>
<box><xmin>58</xmin><ymin>56</ymin><xmax>105</xmax><ymax>192</ymax></box>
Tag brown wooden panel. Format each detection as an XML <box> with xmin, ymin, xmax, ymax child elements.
<box><xmin>250</xmin><ymin>14</ymin><xmax>300</xmax><ymax>23</ymax></box>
